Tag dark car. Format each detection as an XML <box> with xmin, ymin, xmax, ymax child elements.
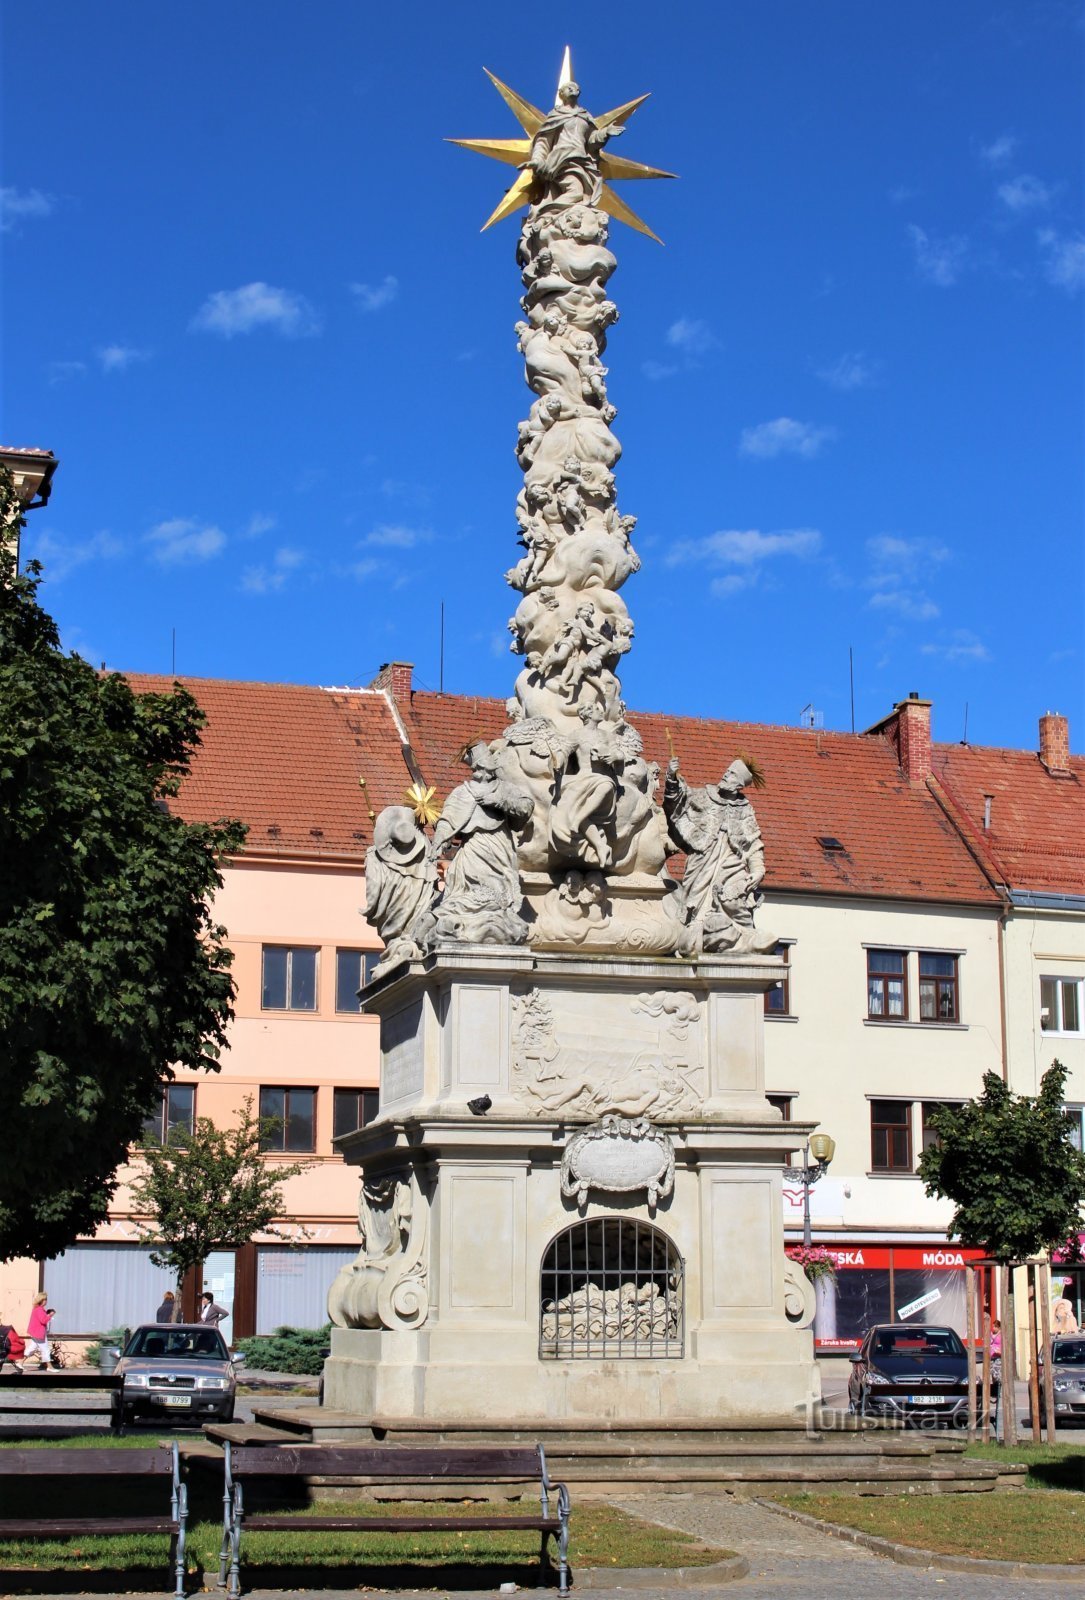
<box><xmin>848</xmin><ymin>1323</ymin><xmax>970</xmax><ymax>1424</ymax></box>
<box><xmin>1041</xmin><ymin>1335</ymin><xmax>1085</xmax><ymax>1424</ymax></box>
<box><xmin>110</xmin><ymin>1323</ymin><xmax>244</xmax><ymax>1429</ymax></box>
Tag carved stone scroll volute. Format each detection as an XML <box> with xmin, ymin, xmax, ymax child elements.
<box><xmin>327</xmin><ymin>1166</ymin><xmax>431</xmax><ymax>1332</ymax></box>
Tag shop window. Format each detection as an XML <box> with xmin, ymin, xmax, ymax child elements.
<box><xmin>262</xmin><ymin>946</ymin><xmax>318</xmax><ymax>1012</ymax></box>
<box><xmin>764</xmin><ymin>942</ymin><xmax>793</xmax><ymax>1015</ymax></box>
<box><xmin>767</xmin><ymin>1094</ymin><xmax>793</xmax><ymax>1121</ymax></box>
<box><xmin>871</xmin><ymin>1100</ymin><xmax>912</xmax><ymax>1172</ymax></box>
<box><xmin>332</xmin><ymin>1087</ymin><xmax>379</xmax><ymax>1140</ymax></box>
<box><xmin>141</xmin><ymin>1084</ymin><xmax>195</xmax><ymax>1145</ymax></box>
<box><xmin>1042</xmin><ymin>976</ymin><xmax>1083</xmax><ymax>1035</ymax></box>
<box><xmin>919</xmin><ymin>953</ymin><xmax>959</xmax><ymax>1022</ymax></box>
<box><xmin>259</xmin><ymin>1086</ymin><xmax>316</xmax><ymax>1152</ymax></box>
<box><xmin>540</xmin><ymin>1219</ymin><xmax>683</xmax><ymax>1359</ymax></box>
<box><xmin>335</xmin><ymin>949</ymin><xmax>377</xmax><ymax>1013</ymax></box>
<box><xmin>867</xmin><ymin>950</ymin><xmax>906</xmax><ymax>1020</ymax></box>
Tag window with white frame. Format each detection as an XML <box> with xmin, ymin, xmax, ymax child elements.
<box><xmin>1064</xmin><ymin>1104</ymin><xmax>1085</xmax><ymax>1151</ymax></box>
<box><xmin>1041</xmin><ymin>976</ymin><xmax>1083</xmax><ymax>1035</ymax></box>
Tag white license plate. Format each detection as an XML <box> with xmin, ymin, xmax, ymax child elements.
<box><xmin>908</xmin><ymin>1395</ymin><xmax>948</xmax><ymax>1405</ymax></box>
<box><xmin>160</xmin><ymin>1394</ymin><xmax>192</xmax><ymax>1408</ymax></box>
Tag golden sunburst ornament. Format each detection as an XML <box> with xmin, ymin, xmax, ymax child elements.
<box><xmin>405</xmin><ymin>782</ymin><xmax>441</xmax><ymax>826</ymax></box>
<box><xmin>448</xmin><ymin>46</ymin><xmax>676</xmax><ymax>243</ymax></box>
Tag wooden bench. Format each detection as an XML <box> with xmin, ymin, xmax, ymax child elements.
<box><xmin>218</xmin><ymin>1441</ymin><xmax>570</xmax><ymax>1597</ymax></box>
<box><xmin>0</xmin><ymin>1368</ymin><xmax>119</xmax><ymax>1424</ymax></box>
<box><xmin>0</xmin><ymin>1442</ymin><xmax>187</xmax><ymax>1598</ymax></box>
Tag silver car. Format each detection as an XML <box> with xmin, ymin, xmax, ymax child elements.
<box><xmin>1044</xmin><ymin>1335</ymin><xmax>1085</xmax><ymax>1424</ymax></box>
<box><xmin>111</xmin><ymin>1322</ymin><xmax>244</xmax><ymax>1429</ymax></box>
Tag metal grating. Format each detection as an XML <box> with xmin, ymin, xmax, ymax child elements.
<box><xmin>539</xmin><ymin>1218</ymin><xmax>684</xmax><ymax>1360</ymax></box>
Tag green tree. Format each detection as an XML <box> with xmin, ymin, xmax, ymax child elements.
<box><xmin>918</xmin><ymin>1062</ymin><xmax>1085</xmax><ymax>1261</ymax></box>
<box><xmin>128</xmin><ymin>1098</ymin><xmax>312</xmax><ymax>1293</ymax></box>
<box><xmin>0</xmin><ymin>468</ymin><xmax>245</xmax><ymax>1260</ymax></box>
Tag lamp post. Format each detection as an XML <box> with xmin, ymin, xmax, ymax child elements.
<box><xmin>783</xmin><ymin>1132</ymin><xmax>836</xmax><ymax>1250</ymax></box>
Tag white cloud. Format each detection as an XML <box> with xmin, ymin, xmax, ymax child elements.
<box><xmin>864</xmin><ymin>533</ymin><xmax>949</xmax><ymax>623</ymax></box>
<box><xmin>739</xmin><ymin>417</ymin><xmax>836</xmax><ymax>459</ymax></box>
<box><xmin>47</xmin><ymin>359</ymin><xmax>88</xmax><ymax>385</ymax></box>
<box><xmin>350</xmin><ymin>276</ymin><xmax>399</xmax><ymax>312</ymax></box>
<box><xmin>146</xmin><ymin>517</ymin><xmax>226</xmax><ymax>565</ymax></box>
<box><xmin>921</xmin><ymin>629</ymin><xmax>991</xmax><ymax>663</ymax></box>
<box><xmin>888</xmin><ymin>184</ymin><xmax>920</xmax><ymax>205</ymax></box>
<box><xmin>666</xmin><ymin>317</ymin><xmax>715</xmax><ymax>356</ymax></box>
<box><xmin>641</xmin><ymin>359</ymin><xmax>679</xmax><ymax>382</ymax></box>
<box><xmin>351</xmin><ymin>557</ymin><xmax>380</xmax><ymax>582</ymax></box>
<box><xmin>97</xmin><ymin>344</ymin><xmax>151</xmax><ymax>373</ymax></box>
<box><xmin>361</xmin><ymin>523</ymin><xmax>430</xmax><ymax>549</ymax></box>
<box><xmin>240</xmin><ymin>546</ymin><xmax>305</xmax><ymax>594</ymax></box>
<box><xmin>908</xmin><ymin>225</ymin><xmax>968</xmax><ymax>287</ymax></box>
<box><xmin>190</xmin><ymin>282</ymin><xmax>320</xmax><ymax>338</ymax></box>
<box><xmin>997</xmin><ymin>174</ymin><xmax>1054</xmax><ymax>213</ymax></box>
<box><xmin>1038</xmin><ymin>229</ymin><xmax>1085</xmax><ymax>291</ymax></box>
<box><xmin>980</xmin><ymin>134</ymin><xmax>1018</xmax><ymax>168</ymax></box>
<box><xmin>242</xmin><ymin>513</ymin><xmax>277</xmax><ymax>539</ymax></box>
<box><xmin>0</xmin><ymin>186</ymin><xmax>54</xmax><ymax>230</ymax></box>
<box><xmin>817</xmin><ymin>352</ymin><xmax>877</xmax><ymax>391</ymax></box>
<box><xmin>667</xmin><ymin>527</ymin><xmax>821</xmax><ymax>598</ymax></box>
<box><xmin>25</xmin><ymin>529</ymin><xmax>122</xmax><ymax>582</ymax></box>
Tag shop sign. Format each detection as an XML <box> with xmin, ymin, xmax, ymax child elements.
<box><xmin>824</xmin><ymin>1245</ymin><xmax>984</xmax><ymax>1271</ymax></box>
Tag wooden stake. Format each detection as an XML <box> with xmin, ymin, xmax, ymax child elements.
<box><xmin>1027</xmin><ymin>1264</ymin><xmax>1042</xmax><ymax>1442</ymax></box>
<box><xmin>980</xmin><ymin>1267</ymin><xmax>992</xmax><ymax>1444</ymax></box>
<box><xmin>965</xmin><ymin>1263</ymin><xmax>977</xmax><ymax>1440</ymax></box>
<box><xmin>1002</xmin><ymin>1263</ymin><xmax>1018</xmax><ymax>1449</ymax></box>
<box><xmin>1039</xmin><ymin>1261</ymin><xmax>1057</xmax><ymax>1441</ymax></box>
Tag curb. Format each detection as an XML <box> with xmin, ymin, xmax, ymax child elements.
<box><xmin>573</xmin><ymin>1555</ymin><xmax>750</xmax><ymax>1587</ymax></box>
<box><xmin>755</xmin><ymin>1496</ymin><xmax>1084</xmax><ymax>1579</ymax></box>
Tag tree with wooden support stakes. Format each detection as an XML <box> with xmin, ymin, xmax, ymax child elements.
<box><xmin>919</xmin><ymin>1061</ymin><xmax>1085</xmax><ymax>1447</ymax></box>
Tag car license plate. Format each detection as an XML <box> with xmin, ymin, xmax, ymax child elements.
<box><xmin>161</xmin><ymin>1394</ymin><xmax>191</xmax><ymax>1408</ymax></box>
<box><xmin>909</xmin><ymin>1395</ymin><xmax>947</xmax><ymax>1405</ymax></box>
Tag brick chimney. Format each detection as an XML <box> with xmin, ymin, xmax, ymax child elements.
<box><xmin>1039</xmin><ymin>711</ymin><xmax>1070</xmax><ymax>775</ymax></box>
<box><xmin>369</xmin><ymin>660</ymin><xmax>414</xmax><ymax>704</ymax></box>
<box><xmin>895</xmin><ymin>693</ymin><xmax>932</xmax><ymax>783</ymax></box>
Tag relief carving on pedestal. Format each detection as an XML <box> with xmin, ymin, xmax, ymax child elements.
<box><xmin>511</xmin><ymin>987</ymin><xmax>705</xmax><ymax>1120</ymax></box>
<box><xmin>782</xmin><ymin>1255</ymin><xmax>816</xmax><ymax>1328</ymax></box>
<box><xmin>327</xmin><ymin>1168</ymin><xmax>430</xmax><ymax>1331</ymax></box>
<box><xmin>560</xmin><ymin>1115</ymin><xmax>675</xmax><ymax>1212</ymax></box>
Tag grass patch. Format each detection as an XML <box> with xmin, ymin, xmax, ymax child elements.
<box><xmin>964</xmin><ymin>1440</ymin><xmax>1085</xmax><ymax>1491</ymax></box>
<box><xmin>0</xmin><ymin>1432</ymin><xmax>173</xmax><ymax>1450</ymax></box>
<box><xmin>0</xmin><ymin>1500</ymin><xmax>725</xmax><ymax>1576</ymax></box>
<box><xmin>777</xmin><ymin>1490</ymin><xmax>1085</xmax><ymax>1563</ymax></box>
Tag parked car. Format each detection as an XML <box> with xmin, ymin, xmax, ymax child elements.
<box><xmin>1040</xmin><ymin>1335</ymin><xmax>1085</xmax><ymax>1424</ymax></box>
<box><xmin>848</xmin><ymin>1323</ymin><xmax>971</xmax><ymax>1424</ymax></box>
<box><xmin>110</xmin><ymin>1323</ymin><xmax>244</xmax><ymax>1429</ymax></box>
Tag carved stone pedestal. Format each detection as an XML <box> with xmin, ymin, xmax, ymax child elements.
<box><xmin>325</xmin><ymin>947</ymin><xmax>819</xmax><ymax>1424</ymax></box>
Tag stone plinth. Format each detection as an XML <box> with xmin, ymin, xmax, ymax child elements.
<box><xmin>326</xmin><ymin>947</ymin><xmax>819</xmax><ymax>1423</ymax></box>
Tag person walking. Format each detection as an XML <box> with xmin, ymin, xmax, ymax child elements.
<box><xmin>25</xmin><ymin>1293</ymin><xmax>54</xmax><ymax>1367</ymax></box>
<box><xmin>155</xmin><ymin>1290</ymin><xmax>179</xmax><ymax>1323</ymax></box>
<box><xmin>199</xmin><ymin>1291</ymin><xmax>228</xmax><ymax>1327</ymax></box>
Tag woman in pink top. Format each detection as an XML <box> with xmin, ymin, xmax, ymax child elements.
<box><xmin>25</xmin><ymin>1293</ymin><xmax>54</xmax><ymax>1366</ymax></box>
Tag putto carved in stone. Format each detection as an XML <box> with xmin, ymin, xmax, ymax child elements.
<box><xmin>561</xmin><ymin>1115</ymin><xmax>675</xmax><ymax>1212</ymax></box>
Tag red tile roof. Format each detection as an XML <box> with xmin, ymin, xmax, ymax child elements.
<box><xmin>400</xmin><ymin>691</ymin><xmax>998</xmax><ymax>906</ymax></box>
<box><xmin>932</xmin><ymin>742</ymin><xmax>1085</xmax><ymax>895</ymax></box>
<box><xmin>123</xmin><ymin>675</ymin><xmax>410</xmax><ymax>859</ymax></box>
<box><xmin>117</xmin><ymin>673</ymin><xmax>1003</xmax><ymax>905</ymax></box>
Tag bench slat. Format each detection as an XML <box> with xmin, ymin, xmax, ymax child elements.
<box><xmin>0</xmin><ymin>1519</ymin><xmax>178</xmax><ymax>1536</ymax></box>
<box><xmin>242</xmin><ymin>1516</ymin><xmax>562</xmax><ymax>1533</ymax></box>
<box><xmin>0</xmin><ymin>1447</ymin><xmax>174</xmax><ymax>1476</ymax></box>
<box><xmin>230</xmin><ymin>1446</ymin><xmax>542</xmax><ymax>1479</ymax></box>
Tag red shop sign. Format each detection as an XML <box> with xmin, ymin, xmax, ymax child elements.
<box><xmin>826</xmin><ymin>1245</ymin><xmax>986</xmax><ymax>1271</ymax></box>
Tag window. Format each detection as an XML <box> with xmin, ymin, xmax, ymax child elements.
<box><xmin>1042</xmin><ymin>977</ymin><xmax>1083</xmax><ymax>1035</ymax></box>
<box><xmin>332</xmin><ymin>1087</ymin><xmax>379</xmax><ymax>1140</ymax></box>
<box><xmin>259</xmin><ymin>1087</ymin><xmax>316</xmax><ymax>1152</ymax></box>
<box><xmin>767</xmin><ymin>1094</ymin><xmax>793</xmax><ymax>1121</ymax></box>
<box><xmin>867</xmin><ymin>950</ymin><xmax>907</xmax><ymax>1019</ymax></box>
<box><xmin>335</xmin><ymin>949</ymin><xmax>377</xmax><ymax>1014</ymax></box>
<box><xmin>764</xmin><ymin>942</ymin><xmax>792</xmax><ymax>1015</ymax></box>
<box><xmin>540</xmin><ymin>1219</ymin><xmax>683</xmax><ymax>1359</ymax></box>
<box><xmin>141</xmin><ymin>1084</ymin><xmax>195</xmax><ymax>1144</ymax></box>
<box><xmin>871</xmin><ymin>1100</ymin><xmax>912</xmax><ymax>1172</ymax></box>
<box><xmin>261</xmin><ymin>946</ymin><xmax>317</xmax><ymax>1012</ymax></box>
<box><xmin>921</xmin><ymin>1100</ymin><xmax>962</xmax><ymax>1154</ymax></box>
<box><xmin>919</xmin><ymin>953</ymin><xmax>959</xmax><ymax>1022</ymax></box>
<box><xmin>1064</xmin><ymin>1105</ymin><xmax>1085</xmax><ymax>1151</ymax></box>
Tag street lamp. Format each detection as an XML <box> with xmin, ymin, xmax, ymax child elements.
<box><xmin>784</xmin><ymin>1132</ymin><xmax>836</xmax><ymax>1250</ymax></box>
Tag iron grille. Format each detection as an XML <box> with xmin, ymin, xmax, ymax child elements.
<box><xmin>539</xmin><ymin>1218</ymin><xmax>684</xmax><ymax>1359</ymax></box>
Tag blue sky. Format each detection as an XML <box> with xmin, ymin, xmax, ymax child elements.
<box><xmin>3</xmin><ymin>0</ymin><xmax>1082</xmax><ymax>751</ymax></box>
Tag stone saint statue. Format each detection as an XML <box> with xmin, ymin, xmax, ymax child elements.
<box><xmin>365</xmin><ymin>807</ymin><xmax>438</xmax><ymax>977</ymax></box>
<box><xmin>529</xmin><ymin>80</ymin><xmax>621</xmax><ymax>208</ymax></box>
<box><xmin>431</xmin><ymin>742</ymin><xmax>534</xmax><ymax>945</ymax></box>
<box><xmin>664</xmin><ymin>758</ymin><xmax>777</xmax><ymax>958</ymax></box>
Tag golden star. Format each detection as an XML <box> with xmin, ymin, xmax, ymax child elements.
<box><xmin>405</xmin><ymin>782</ymin><xmax>441</xmax><ymax>827</ymax></box>
<box><xmin>448</xmin><ymin>46</ymin><xmax>676</xmax><ymax>244</ymax></box>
